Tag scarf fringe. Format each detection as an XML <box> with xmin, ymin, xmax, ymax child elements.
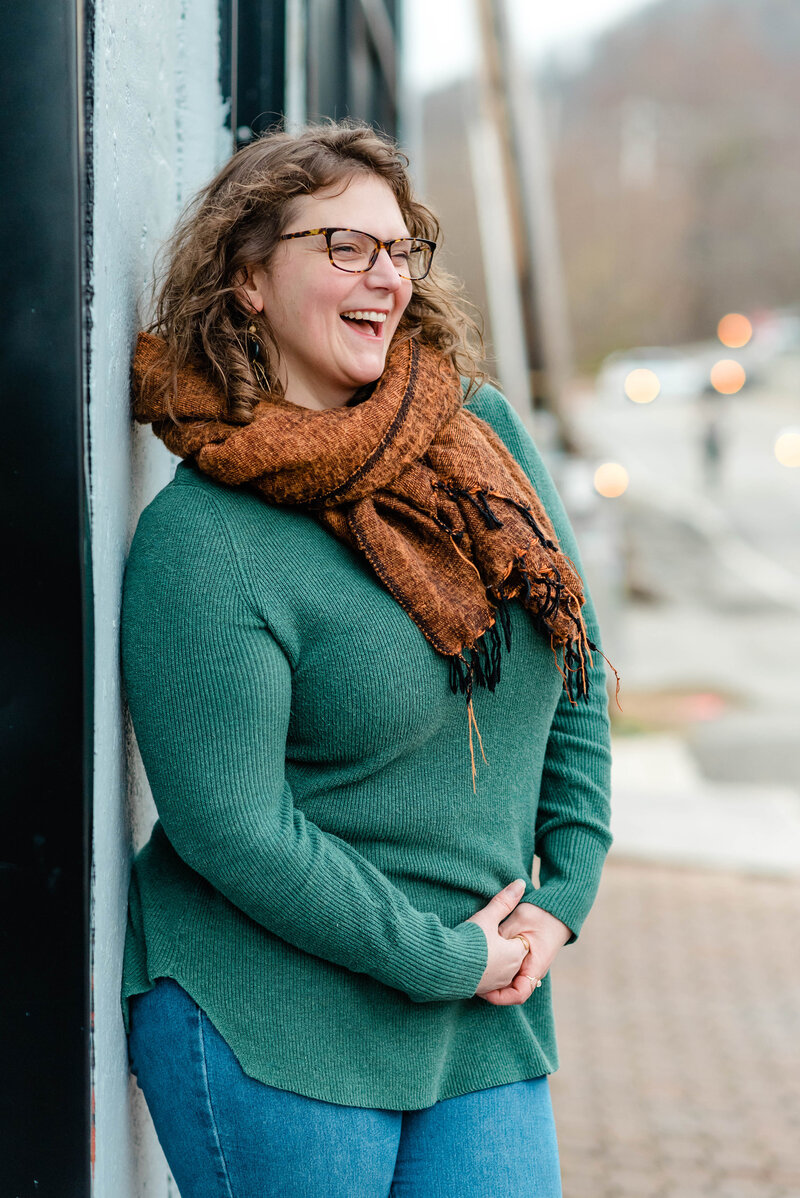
<box><xmin>437</xmin><ymin>478</ymin><xmax>597</xmax><ymax>709</ymax></box>
<box><xmin>433</xmin><ymin>481</ymin><xmax>560</xmax><ymax>551</ymax></box>
<box><xmin>437</xmin><ymin>479</ymin><xmax>624</xmax><ymax>785</ymax></box>
<box><xmin>447</xmin><ymin>601</ymin><xmax>593</xmax><ymax>708</ymax></box>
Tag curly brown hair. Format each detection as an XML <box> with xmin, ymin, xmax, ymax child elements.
<box><xmin>142</xmin><ymin>120</ymin><xmax>485</xmax><ymax>423</ymax></box>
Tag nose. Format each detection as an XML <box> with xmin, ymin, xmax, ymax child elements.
<box><xmin>365</xmin><ymin>247</ymin><xmax>404</xmax><ymax>291</ymax></box>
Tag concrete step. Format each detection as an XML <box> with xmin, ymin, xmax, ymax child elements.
<box><xmin>688</xmin><ymin>710</ymin><xmax>800</xmax><ymax>791</ymax></box>
<box><xmin>610</xmin><ymin>733</ymin><xmax>800</xmax><ymax>876</ymax></box>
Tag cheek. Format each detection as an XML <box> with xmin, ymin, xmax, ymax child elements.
<box><xmin>401</xmin><ymin>281</ymin><xmax>414</xmax><ymax>310</ymax></box>
<box><xmin>303</xmin><ymin>280</ymin><xmax>352</xmax><ymax>326</ymax></box>
<box><xmin>267</xmin><ymin>268</ymin><xmax>340</xmax><ymax>327</ymax></box>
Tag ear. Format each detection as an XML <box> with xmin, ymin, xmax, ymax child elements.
<box><xmin>232</xmin><ymin>264</ymin><xmax>265</xmax><ymax>315</ymax></box>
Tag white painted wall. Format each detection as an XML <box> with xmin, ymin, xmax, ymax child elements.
<box><xmin>87</xmin><ymin>2</ymin><xmax>230</xmax><ymax>1193</ymax></box>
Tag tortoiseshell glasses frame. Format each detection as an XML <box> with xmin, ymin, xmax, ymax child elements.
<box><xmin>278</xmin><ymin>227</ymin><xmax>437</xmax><ymax>281</ymax></box>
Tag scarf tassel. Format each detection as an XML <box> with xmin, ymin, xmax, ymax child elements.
<box><xmin>434</xmin><ymin>484</ymin><xmax>585</xmax><ymax>697</ymax></box>
<box><xmin>446</xmin><ymin>563</ymin><xmax>593</xmax><ymax>707</ymax></box>
<box><xmin>447</xmin><ymin>622</ymin><xmax>504</xmax><ymax>701</ymax></box>
<box><xmin>433</xmin><ymin>476</ymin><xmax>621</xmax><ymax>783</ymax></box>
<box><xmin>433</xmin><ymin>481</ymin><xmax>505</xmax><ymax>530</ymax></box>
<box><xmin>487</xmin><ymin>492</ymin><xmax>559</xmax><ymax>553</ymax></box>
<box><xmin>435</xmin><ymin>480</ymin><xmax>560</xmax><ymax>556</ymax></box>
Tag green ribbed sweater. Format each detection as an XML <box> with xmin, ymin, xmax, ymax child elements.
<box><xmin>120</xmin><ymin>382</ymin><xmax>612</xmax><ymax>1110</ymax></box>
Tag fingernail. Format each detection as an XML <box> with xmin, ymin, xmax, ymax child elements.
<box><xmin>511</xmin><ymin>878</ymin><xmax>526</xmax><ymax>892</ymax></box>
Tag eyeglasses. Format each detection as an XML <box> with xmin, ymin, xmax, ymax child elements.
<box><xmin>278</xmin><ymin>227</ymin><xmax>437</xmax><ymax>281</ymax></box>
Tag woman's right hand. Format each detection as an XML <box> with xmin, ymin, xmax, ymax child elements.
<box><xmin>467</xmin><ymin>879</ymin><xmax>529</xmax><ymax>997</ymax></box>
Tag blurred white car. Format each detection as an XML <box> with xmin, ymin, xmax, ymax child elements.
<box><xmin>596</xmin><ymin>347</ymin><xmax>709</xmax><ymax>404</ymax></box>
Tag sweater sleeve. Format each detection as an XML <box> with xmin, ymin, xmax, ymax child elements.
<box><xmin>465</xmin><ymin>384</ymin><xmax>613</xmax><ymax>940</ymax></box>
<box><xmin>121</xmin><ymin>483</ymin><xmax>488</xmax><ymax>1004</ymax></box>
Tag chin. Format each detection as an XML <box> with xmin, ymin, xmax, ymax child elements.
<box><xmin>349</xmin><ymin>360</ymin><xmax>389</xmax><ymax>387</ymax></box>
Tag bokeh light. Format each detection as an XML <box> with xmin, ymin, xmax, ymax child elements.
<box><xmin>717</xmin><ymin>313</ymin><xmax>753</xmax><ymax>348</ymax></box>
<box><xmin>624</xmin><ymin>368</ymin><xmax>660</xmax><ymax>404</ymax></box>
<box><xmin>594</xmin><ymin>462</ymin><xmax>629</xmax><ymax>498</ymax></box>
<box><xmin>774</xmin><ymin>429</ymin><xmax>800</xmax><ymax>467</ymax></box>
<box><xmin>710</xmin><ymin>359</ymin><xmax>746</xmax><ymax>394</ymax></box>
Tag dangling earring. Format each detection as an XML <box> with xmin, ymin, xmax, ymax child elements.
<box><xmin>247</xmin><ymin>322</ymin><xmax>270</xmax><ymax>391</ymax></box>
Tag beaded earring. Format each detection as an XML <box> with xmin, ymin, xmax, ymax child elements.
<box><xmin>247</xmin><ymin>322</ymin><xmax>270</xmax><ymax>391</ymax></box>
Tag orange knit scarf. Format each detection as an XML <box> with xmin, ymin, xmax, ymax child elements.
<box><xmin>133</xmin><ymin>333</ymin><xmax>607</xmax><ymax>782</ymax></box>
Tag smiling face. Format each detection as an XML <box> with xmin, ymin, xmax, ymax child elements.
<box><xmin>239</xmin><ymin>173</ymin><xmax>414</xmax><ymax>411</ymax></box>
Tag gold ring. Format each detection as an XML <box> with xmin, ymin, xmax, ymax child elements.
<box><xmin>523</xmin><ymin>973</ymin><xmax>542</xmax><ymax>991</ymax></box>
<box><xmin>513</xmin><ymin>933</ymin><xmax>531</xmax><ymax>955</ymax></box>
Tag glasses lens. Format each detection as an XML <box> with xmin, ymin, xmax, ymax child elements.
<box><xmin>388</xmin><ymin>239</ymin><xmax>433</xmax><ymax>280</ymax></box>
<box><xmin>328</xmin><ymin>230</ymin><xmax>376</xmax><ymax>272</ymax></box>
<box><xmin>328</xmin><ymin>231</ymin><xmax>434</xmax><ymax>279</ymax></box>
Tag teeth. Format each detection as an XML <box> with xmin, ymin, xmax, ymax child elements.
<box><xmin>341</xmin><ymin>311</ymin><xmax>387</xmax><ymax>322</ymax></box>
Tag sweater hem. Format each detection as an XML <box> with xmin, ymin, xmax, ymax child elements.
<box><xmin>122</xmin><ymin>965</ymin><xmax>558</xmax><ymax>1111</ymax></box>
<box><xmin>231</xmin><ymin>1059</ymin><xmax>561</xmax><ymax>1112</ymax></box>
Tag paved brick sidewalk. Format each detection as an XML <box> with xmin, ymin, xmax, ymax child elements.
<box><xmin>549</xmin><ymin>858</ymin><xmax>800</xmax><ymax>1197</ymax></box>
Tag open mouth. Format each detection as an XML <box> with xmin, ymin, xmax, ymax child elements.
<box><xmin>340</xmin><ymin>311</ymin><xmax>387</xmax><ymax>338</ymax></box>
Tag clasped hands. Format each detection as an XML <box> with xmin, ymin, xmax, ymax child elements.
<box><xmin>467</xmin><ymin>879</ymin><xmax>572</xmax><ymax>1007</ymax></box>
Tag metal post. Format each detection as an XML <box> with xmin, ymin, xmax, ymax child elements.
<box><xmin>0</xmin><ymin>0</ymin><xmax>92</xmax><ymax>1192</ymax></box>
<box><xmin>492</xmin><ymin>0</ymin><xmax>576</xmax><ymax>444</ymax></box>
<box><xmin>476</xmin><ymin>0</ymin><xmax>578</xmax><ymax>448</ymax></box>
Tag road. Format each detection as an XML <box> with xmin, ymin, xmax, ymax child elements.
<box><xmin>550</xmin><ymin>859</ymin><xmax>800</xmax><ymax>1198</ymax></box>
<box><xmin>545</xmin><ymin>351</ymin><xmax>800</xmax><ymax>1196</ymax></box>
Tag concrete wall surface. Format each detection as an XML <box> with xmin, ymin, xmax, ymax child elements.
<box><xmin>87</xmin><ymin>1</ymin><xmax>230</xmax><ymax>1193</ymax></box>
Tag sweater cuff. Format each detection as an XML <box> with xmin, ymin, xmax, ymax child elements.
<box><xmin>403</xmin><ymin>918</ymin><xmax>488</xmax><ymax>1003</ymax></box>
<box><xmin>525</xmin><ymin>827</ymin><xmax>612</xmax><ymax>943</ymax></box>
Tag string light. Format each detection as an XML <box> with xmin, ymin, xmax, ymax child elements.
<box><xmin>717</xmin><ymin>313</ymin><xmax>752</xmax><ymax>348</ymax></box>
<box><xmin>594</xmin><ymin>462</ymin><xmax>629</xmax><ymax>497</ymax></box>
<box><xmin>624</xmin><ymin>368</ymin><xmax>660</xmax><ymax>404</ymax></box>
<box><xmin>774</xmin><ymin>430</ymin><xmax>800</xmax><ymax>468</ymax></box>
<box><xmin>710</xmin><ymin>359</ymin><xmax>746</xmax><ymax>395</ymax></box>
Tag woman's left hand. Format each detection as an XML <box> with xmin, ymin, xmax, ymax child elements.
<box><xmin>478</xmin><ymin>902</ymin><xmax>572</xmax><ymax>1006</ymax></box>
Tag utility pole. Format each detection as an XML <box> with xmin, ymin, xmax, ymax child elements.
<box><xmin>475</xmin><ymin>0</ymin><xmax>577</xmax><ymax>450</ymax></box>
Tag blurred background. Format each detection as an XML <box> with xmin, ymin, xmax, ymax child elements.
<box><xmin>402</xmin><ymin>1</ymin><xmax>800</xmax><ymax>1193</ymax></box>
<box><xmin>3</xmin><ymin>0</ymin><xmax>798</xmax><ymax>1194</ymax></box>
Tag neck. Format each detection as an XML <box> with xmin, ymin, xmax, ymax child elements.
<box><xmin>274</xmin><ymin>356</ymin><xmax>384</xmax><ymax>411</ymax></box>
<box><xmin>282</xmin><ymin>384</ymin><xmax>353</xmax><ymax>411</ymax></box>
<box><xmin>275</xmin><ymin>365</ymin><xmax>357</xmax><ymax>412</ymax></box>
<box><xmin>270</xmin><ymin>352</ymin><xmax>352</xmax><ymax>409</ymax></box>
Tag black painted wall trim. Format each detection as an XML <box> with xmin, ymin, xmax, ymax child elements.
<box><xmin>0</xmin><ymin>0</ymin><xmax>92</xmax><ymax>1194</ymax></box>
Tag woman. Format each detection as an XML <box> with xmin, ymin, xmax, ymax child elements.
<box><xmin>122</xmin><ymin>121</ymin><xmax>613</xmax><ymax>1197</ymax></box>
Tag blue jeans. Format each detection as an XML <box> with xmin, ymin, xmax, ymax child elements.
<box><xmin>127</xmin><ymin>977</ymin><xmax>562</xmax><ymax>1197</ymax></box>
